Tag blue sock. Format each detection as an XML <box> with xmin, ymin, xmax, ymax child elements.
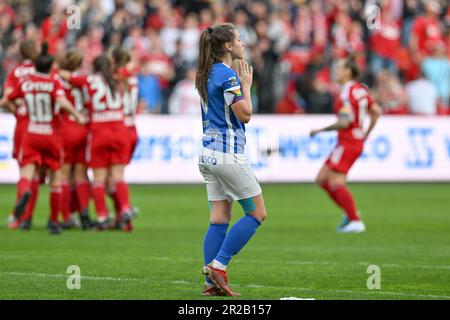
<box><xmin>203</xmin><ymin>223</ymin><xmax>229</xmax><ymax>283</ymax></box>
<box><xmin>214</xmin><ymin>215</ymin><xmax>261</xmax><ymax>266</ymax></box>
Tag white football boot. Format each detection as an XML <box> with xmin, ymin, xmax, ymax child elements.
<box><xmin>337</xmin><ymin>220</ymin><xmax>366</xmax><ymax>233</ymax></box>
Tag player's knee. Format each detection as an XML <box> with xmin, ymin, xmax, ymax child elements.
<box><xmin>238</xmin><ymin>196</ymin><xmax>267</xmax><ymax>222</ymax></box>
<box><xmin>49</xmin><ymin>181</ymin><xmax>60</xmax><ymax>189</ymax></box>
<box><xmin>328</xmin><ymin>180</ymin><xmax>344</xmax><ymax>190</ymax></box>
<box><xmin>74</xmin><ymin>176</ymin><xmax>87</xmax><ymax>184</ymax></box>
<box><xmin>249</xmin><ymin>208</ymin><xmax>266</xmax><ymax>223</ymax></box>
<box><xmin>256</xmin><ymin>209</ymin><xmax>267</xmax><ymax>222</ymax></box>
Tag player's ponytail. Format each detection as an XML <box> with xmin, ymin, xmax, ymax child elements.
<box><xmin>111</xmin><ymin>46</ymin><xmax>131</xmax><ymax>92</ymax></box>
<box><xmin>41</xmin><ymin>42</ymin><xmax>49</xmax><ymax>56</ymax></box>
<box><xmin>195</xmin><ymin>23</ymin><xmax>236</xmax><ymax>103</ymax></box>
<box><xmin>34</xmin><ymin>42</ymin><xmax>54</xmax><ymax>73</ymax></box>
<box><xmin>93</xmin><ymin>54</ymin><xmax>117</xmax><ymax>96</ymax></box>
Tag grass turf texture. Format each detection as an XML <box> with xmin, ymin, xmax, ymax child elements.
<box><xmin>0</xmin><ymin>183</ymin><xmax>449</xmax><ymax>300</ymax></box>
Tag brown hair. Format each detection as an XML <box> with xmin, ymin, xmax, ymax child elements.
<box><xmin>93</xmin><ymin>54</ymin><xmax>117</xmax><ymax>95</ymax></box>
<box><xmin>111</xmin><ymin>46</ymin><xmax>131</xmax><ymax>91</ymax></box>
<box><xmin>111</xmin><ymin>46</ymin><xmax>131</xmax><ymax>70</ymax></box>
<box><xmin>60</xmin><ymin>48</ymin><xmax>83</xmax><ymax>71</ymax></box>
<box><xmin>195</xmin><ymin>23</ymin><xmax>236</xmax><ymax>102</ymax></box>
<box><xmin>20</xmin><ymin>40</ymin><xmax>38</xmax><ymax>61</ymax></box>
<box><xmin>343</xmin><ymin>54</ymin><xmax>360</xmax><ymax>79</ymax></box>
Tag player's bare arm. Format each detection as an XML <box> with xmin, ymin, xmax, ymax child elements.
<box><xmin>231</xmin><ymin>60</ymin><xmax>253</xmax><ymax>123</ymax></box>
<box><xmin>57</xmin><ymin>96</ymin><xmax>85</xmax><ymax>124</ymax></box>
<box><xmin>58</xmin><ymin>69</ymin><xmax>72</xmax><ymax>81</ymax></box>
<box><xmin>0</xmin><ymin>87</ymin><xmax>19</xmax><ymax>113</ymax></box>
<box><xmin>364</xmin><ymin>102</ymin><xmax>383</xmax><ymax>140</ymax></box>
<box><xmin>0</xmin><ymin>96</ymin><xmax>16</xmax><ymax>114</ymax></box>
<box><xmin>310</xmin><ymin>115</ymin><xmax>351</xmax><ymax>137</ymax></box>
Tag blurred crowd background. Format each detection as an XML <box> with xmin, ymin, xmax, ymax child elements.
<box><xmin>0</xmin><ymin>0</ymin><xmax>449</xmax><ymax>115</ymax></box>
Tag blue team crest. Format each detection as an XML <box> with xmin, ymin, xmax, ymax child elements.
<box><xmin>228</xmin><ymin>76</ymin><xmax>238</xmax><ymax>87</ymax></box>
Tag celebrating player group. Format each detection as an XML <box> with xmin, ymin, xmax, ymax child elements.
<box><xmin>0</xmin><ymin>40</ymin><xmax>139</xmax><ymax>234</ymax></box>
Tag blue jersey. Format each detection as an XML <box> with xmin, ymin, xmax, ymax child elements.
<box><xmin>201</xmin><ymin>63</ymin><xmax>246</xmax><ymax>154</ymax></box>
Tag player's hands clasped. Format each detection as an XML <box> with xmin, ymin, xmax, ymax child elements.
<box><xmin>238</xmin><ymin>60</ymin><xmax>253</xmax><ymax>89</ymax></box>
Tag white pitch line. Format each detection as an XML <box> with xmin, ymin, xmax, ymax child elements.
<box><xmin>2</xmin><ymin>271</ymin><xmax>449</xmax><ymax>299</ymax></box>
<box><xmin>2</xmin><ymin>254</ymin><xmax>450</xmax><ymax>270</ymax></box>
<box><xmin>2</xmin><ymin>271</ymin><xmax>144</xmax><ymax>282</ymax></box>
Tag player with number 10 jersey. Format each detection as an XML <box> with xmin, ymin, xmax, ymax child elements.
<box><xmin>0</xmin><ymin>43</ymin><xmax>84</xmax><ymax>234</ymax></box>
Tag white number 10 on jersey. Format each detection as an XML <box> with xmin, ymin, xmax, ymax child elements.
<box><xmin>25</xmin><ymin>92</ymin><xmax>52</xmax><ymax>122</ymax></box>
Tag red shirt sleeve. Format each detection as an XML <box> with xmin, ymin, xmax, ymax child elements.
<box><xmin>69</xmin><ymin>74</ymin><xmax>87</xmax><ymax>87</ymax></box>
<box><xmin>4</xmin><ymin>70</ymin><xmax>17</xmax><ymax>91</ymax></box>
<box><xmin>6</xmin><ymin>81</ymin><xmax>23</xmax><ymax>101</ymax></box>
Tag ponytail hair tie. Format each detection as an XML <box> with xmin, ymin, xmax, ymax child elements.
<box><xmin>207</xmin><ymin>27</ymin><xmax>213</xmax><ymax>34</ymax></box>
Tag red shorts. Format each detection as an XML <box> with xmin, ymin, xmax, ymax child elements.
<box><xmin>325</xmin><ymin>142</ymin><xmax>363</xmax><ymax>174</ymax></box>
<box><xmin>127</xmin><ymin>126</ymin><xmax>138</xmax><ymax>164</ymax></box>
<box><xmin>19</xmin><ymin>133</ymin><xmax>63</xmax><ymax>171</ymax></box>
<box><xmin>62</xmin><ymin>122</ymin><xmax>88</xmax><ymax>164</ymax></box>
<box><xmin>87</xmin><ymin>124</ymin><xmax>131</xmax><ymax>168</ymax></box>
<box><xmin>13</xmin><ymin>121</ymin><xmax>28</xmax><ymax>160</ymax></box>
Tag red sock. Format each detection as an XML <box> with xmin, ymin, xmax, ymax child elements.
<box><xmin>15</xmin><ymin>178</ymin><xmax>31</xmax><ymax>216</ymax></box>
<box><xmin>17</xmin><ymin>177</ymin><xmax>31</xmax><ymax>200</ymax></box>
<box><xmin>70</xmin><ymin>187</ymin><xmax>80</xmax><ymax>213</ymax></box>
<box><xmin>21</xmin><ymin>178</ymin><xmax>40</xmax><ymax>222</ymax></box>
<box><xmin>61</xmin><ymin>182</ymin><xmax>71</xmax><ymax>222</ymax></box>
<box><xmin>76</xmin><ymin>181</ymin><xmax>90</xmax><ymax>211</ymax></box>
<box><xmin>320</xmin><ymin>182</ymin><xmax>336</xmax><ymax>201</ymax></box>
<box><xmin>50</xmin><ymin>188</ymin><xmax>62</xmax><ymax>223</ymax></box>
<box><xmin>115</xmin><ymin>181</ymin><xmax>131</xmax><ymax>213</ymax></box>
<box><xmin>109</xmin><ymin>191</ymin><xmax>121</xmax><ymax>219</ymax></box>
<box><xmin>92</xmin><ymin>182</ymin><xmax>108</xmax><ymax>219</ymax></box>
<box><xmin>14</xmin><ymin>177</ymin><xmax>30</xmax><ymax>219</ymax></box>
<box><xmin>322</xmin><ymin>183</ymin><xmax>359</xmax><ymax>221</ymax></box>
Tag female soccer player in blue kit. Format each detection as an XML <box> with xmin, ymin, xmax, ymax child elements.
<box><xmin>195</xmin><ymin>24</ymin><xmax>267</xmax><ymax>297</ymax></box>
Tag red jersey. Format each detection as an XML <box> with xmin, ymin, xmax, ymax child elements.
<box><xmin>334</xmin><ymin>81</ymin><xmax>374</xmax><ymax>145</ymax></box>
<box><xmin>370</xmin><ymin>16</ymin><xmax>401</xmax><ymax>60</ymax></box>
<box><xmin>62</xmin><ymin>73</ymin><xmax>88</xmax><ymax>123</ymax></box>
<box><xmin>118</xmin><ymin>67</ymin><xmax>139</xmax><ymax>127</ymax></box>
<box><xmin>412</xmin><ymin>16</ymin><xmax>443</xmax><ymax>56</ymax></box>
<box><xmin>70</xmin><ymin>73</ymin><xmax>124</xmax><ymax>127</ymax></box>
<box><xmin>7</xmin><ymin>72</ymin><xmax>66</xmax><ymax>136</ymax></box>
<box><xmin>4</xmin><ymin>60</ymin><xmax>35</xmax><ymax>121</ymax></box>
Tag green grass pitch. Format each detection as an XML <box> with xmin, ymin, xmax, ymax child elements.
<box><xmin>0</xmin><ymin>183</ymin><xmax>449</xmax><ymax>300</ymax></box>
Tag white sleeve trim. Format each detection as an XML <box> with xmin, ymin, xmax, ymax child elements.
<box><xmin>224</xmin><ymin>85</ymin><xmax>241</xmax><ymax>93</ymax></box>
<box><xmin>224</xmin><ymin>92</ymin><xmax>235</xmax><ymax>106</ymax></box>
